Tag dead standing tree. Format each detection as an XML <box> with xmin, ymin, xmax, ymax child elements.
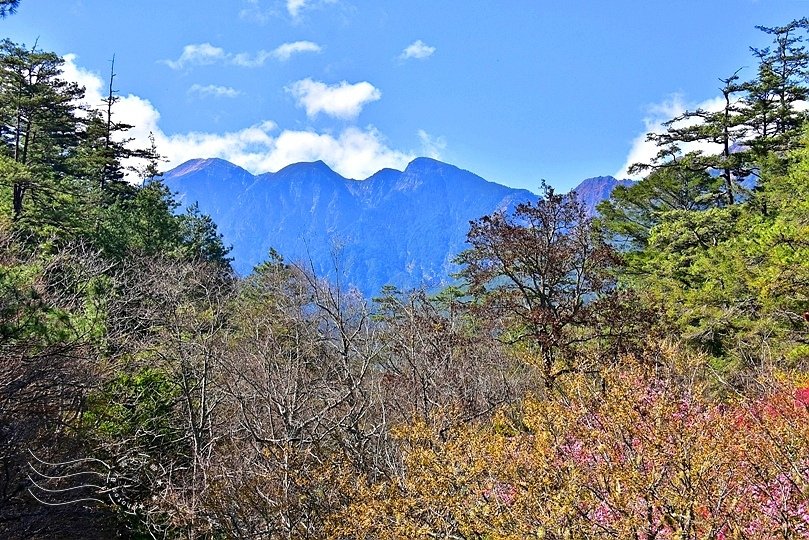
<box><xmin>207</xmin><ymin>258</ymin><xmax>383</xmax><ymax>539</ymax></box>
<box><xmin>373</xmin><ymin>286</ymin><xmax>523</xmax><ymax>431</ymax></box>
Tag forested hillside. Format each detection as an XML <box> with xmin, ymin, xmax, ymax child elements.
<box><xmin>3</xmin><ymin>9</ymin><xmax>809</xmax><ymax>539</ymax></box>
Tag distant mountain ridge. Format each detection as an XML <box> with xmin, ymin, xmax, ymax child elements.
<box><xmin>164</xmin><ymin>157</ymin><xmax>631</xmax><ymax>296</ymax></box>
<box><xmin>571</xmin><ymin>175</ymin><xmax>636</xmax><ymax>215</ymax></box>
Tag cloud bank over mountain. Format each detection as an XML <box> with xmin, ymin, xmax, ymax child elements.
<box><xmin>61</xmin><ymin>54</ymin><xmax>426</xmax><ymax>180</ymax></box>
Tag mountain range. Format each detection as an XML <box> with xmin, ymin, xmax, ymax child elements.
<box><xmin>163</xmin><ymin>157</ymin><xmax>631</xmax><ymax>296</ymax></box>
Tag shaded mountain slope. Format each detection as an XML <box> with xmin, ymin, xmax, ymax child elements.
<box><xmin>165</xmin><ymin>157</ymin><xmax>629</xmax><ymax>295</ymax></box>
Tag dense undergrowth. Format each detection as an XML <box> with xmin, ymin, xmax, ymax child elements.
<box><xmin>2</xmin><ymin>16</ymin><xmax>809</xmax><ymax>540</ymax></box>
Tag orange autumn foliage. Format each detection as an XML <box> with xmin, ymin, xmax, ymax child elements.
<box><xmin>328</xmin><ymin>351</ymin><xmax>809</xmax><ymax>539</ymax></box>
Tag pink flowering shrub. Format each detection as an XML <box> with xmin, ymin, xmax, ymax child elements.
<box><xmin>336</xmin><ymin>362</ymin><xmax>809</xmax><ymax>539</ymax></box>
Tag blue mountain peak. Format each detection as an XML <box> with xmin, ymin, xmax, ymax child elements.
<box><xmin>570</xmin><ymin>175</ymin><xmax>635</xmax><ymax>215</ymax></box>
<box><xmin>403</xmin><ymin>157</ymin><xmax>467</xmax><ymax>176</ymax></box>
<box><xmin>168</xmin><ymin>157</ymin><xmax>251</xmax><ymax>179</ymax></box>
<box><xmin>275</xmin><ymin>160</ymin><xmax>344</xmax><ymax>178</ymax></box>
<box><xmin>163</xmin><ymin>157</ymin><xmax>628</xmax><ymax>295</ymax></box>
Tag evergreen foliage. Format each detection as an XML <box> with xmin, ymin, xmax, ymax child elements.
<box><xmin>0</xmin><ymin>0</ymin><xmax>19</xmax><ymax>18</ymax></box>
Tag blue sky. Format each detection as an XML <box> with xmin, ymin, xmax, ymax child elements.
<box><xmin>3</xmin><ymin>0</ymin><xmax>808</xmax><ymax>191</ymax></box>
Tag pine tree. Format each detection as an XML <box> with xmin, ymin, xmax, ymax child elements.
<box><xmin>597</xmin><ymin>162</ymin><xmax>721</xmax><ymax>250</ymax></box>
<box><xmin>0</xmin><ymin>39</ymin><xmax>83</xmax><ymax>219</ymax></box>
<box><xmin>76</xmin><ymin>56</ymin><xmax>158</xmax><ymax>194</ymax></box>
<box><xmin>631</xmin><ymin>73</ymin><xmax>749</xmax><ymax>206</ymax></box>
<box><xmin>0</xmin><ymin>0</ymin><xmax>20</xmax><ymax>18</ymax></box>
<box><xmin>744</xmin><ymin>19</ymin><xmax>809</xmax><ymax>167</ymax></box>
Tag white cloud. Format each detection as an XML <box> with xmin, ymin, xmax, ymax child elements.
<box><xmin>62</xmin><ymin>53</ymin><xmax>104</xmax><ymax>102</ymax></box>
<box><xmin>240</xmin><ymin>0</ymin><xmax>336</xmax><ymax>22</ymax></box>
<box><xmin>400</xmin><ymin>40</ymin><xmax>436</xmax><ymax>60</ymax></box>
<box><xmin>271</xmin><ymin>40</ymin><xmax>322</xmax><ymax>61</ymax></box>
<box><xmin>286</xmin><ymin>0</ymin><xmax>337</xmax><ymax>20</ymax></box>
<box><xmin>239</xmin><ymin>0</ymin><xmax>275</xmax><ymax>24</ymax></box>
<box><xmin>418</xmin><ymin>129</ymin><xmax>446</xmax><ymax>159</ymax></box>
<box><xmin>163</xmin><ymin>43</ymin><xmax>227</xmax><ymax>70</ymax></box>
<box><xmin>60</xmin><ymin>54</ymin><xmax>415</xmax><ymax>181</ymax></box>
<box><xmin>287</xmin><ymin>0</ymin><xmax>308</xmax><ymax>18</ymax></box>
<box><xmin>230</xmin><ymin>50</ymin><xmax>274</xmax><ymax>68</ymax></box>
<box><xmin>287</xmin><ymin>78</ymin><xmax>381</xmax><ymax>120</ymax></box>
<box><xmin>157</xmin><ymin>122</ymin><xmax>277</xmax><ymax>169</ymax></box>
<box><xmin>164</xmin><ymin>41</ymin><xmax>321</xmax><ymax>70</ymax></box>
<box><xmin>61</xmin><ymin>54</ymin><xmax>162</xmax><ymax>148</ymax></box>
<box><xmin>250</xmin><ymin>126</ymin><xmax>413</xmax><ymax>178</ymax></box>
<box><xmin>614</xmin><ymin>94</ymin><xmax>728</xmax><ymax>179</ymax></box>
<box><xmin>231</xmin><ymin>41</ymin><xmax>321</xmax><ymax>67</ymax></box>
<box><xmin>188</xmin><ymin>84</ymin><xmax>241</xmax><ymax>98</ymax></box>
<box><xmin>161</xmin><ymin>124</ymin><xmax>413</xmax><ymax>180</ymax></box>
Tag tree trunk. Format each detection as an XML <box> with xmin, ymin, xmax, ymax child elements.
<box><xmin>12</xmin><ymin>181</ymin><xmax>24</xmax><ymax>218</ymax></box>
